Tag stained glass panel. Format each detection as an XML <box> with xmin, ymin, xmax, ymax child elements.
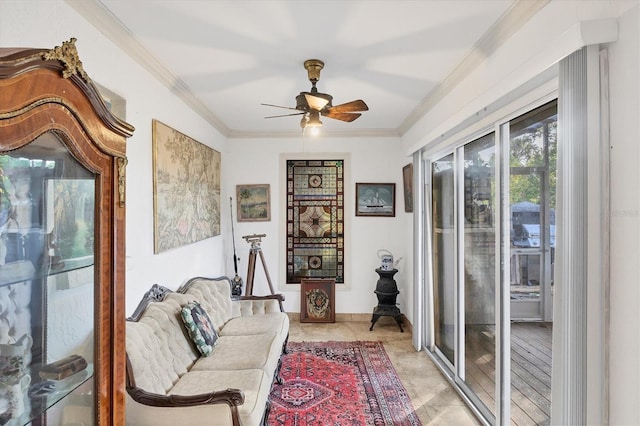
<box><xmin>286</xmin><ymin>160</ymin><xmax>344</xmax><ymax>283</ymax></box>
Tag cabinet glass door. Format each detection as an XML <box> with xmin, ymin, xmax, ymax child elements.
<box><xmin>0</xmin><ymin>132</ymin><xmax>95</xmax><ymax>425</ymax></box>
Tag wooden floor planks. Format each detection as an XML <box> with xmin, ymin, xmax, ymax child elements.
<box><xmin>464</xmin><ymin>322</ymin><xmax>553</xmax><ymax>425</ymax></box>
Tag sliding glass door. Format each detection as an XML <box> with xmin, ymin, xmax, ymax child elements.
<box><xmin>431</xmin><ymin>154</ymin><xmax>455</xmax><ymax>365</ymax></box>
<box><xmin>425</xmin><ymin>100</ymin><xmax>557</xmax><ymax>425</ymax></box>
<box><xmin>462</xmin><ymin>134</ymin><xmax>497</xmax><ymax>417</ymax></box>
<box><xmin>429</xmin><ymin>132</ymin><xmax>498</xmax><ymax>419</ymax></box>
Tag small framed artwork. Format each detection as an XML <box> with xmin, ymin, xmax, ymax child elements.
<box><xmin>236</xmin><ymin>184</ymin><xmax>271</xmax><ymax>222</ymax></box>
<box><xmin>355</xmin><ymin>182</ymin><xmax>396</xmax><ymax>217</ymax></box>
<box><xmin>402</xmin><ymin>163</ymin><xmax>414</xmax><ymax>213</ymax></box>
<box><xmin>300</xmin><ymin>278</ymin><xmax>335</xmax><ymax>323</ymax></box>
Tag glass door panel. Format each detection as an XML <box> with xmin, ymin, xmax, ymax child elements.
<box><xmin>463</xmin><ymin>133</ymin><xmax>497</xmax><ymax>417</ymax></box>
<box><xmin>431</xmin><ymin>154</ymin><xmax>455</xmax><ymax>364</ymax></box>
<box><xmin>0</xmin><ymin>132</ymin><xmax>96</xmax><ymax>424</ymax></box>
<box><xmin>509</xmin><ymin>100</ymin><xmax>556</xmax><ymax>322</ymax></box>
<box><xmin>509</xmin><ymin>100</ymin><xmax>556</xmax><ymax>425</ymax></box>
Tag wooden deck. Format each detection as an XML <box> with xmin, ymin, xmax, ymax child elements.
<box><xmin>464</xmin><ymin>322</ymin><xmax>553</xmax><ymax>425</ymax></box>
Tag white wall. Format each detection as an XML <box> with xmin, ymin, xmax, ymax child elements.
<box><xmin>606</xmin><ymin>5</ymin><xmax>640</xmax><ymax>425</ymax></box>
<box><xmin>225</xmin><ymin>136</ymin><xmax>413</xmax><ymax>318</ymax></box>
<box><xmin>0</xmin><ymin>0</ymin><xmax>228</xmax><ymax>315</ymax></box>
<box><xmin>400</xmin><ymin>1</ymin><xmax>639</xmax><ymax>424</ymax></box>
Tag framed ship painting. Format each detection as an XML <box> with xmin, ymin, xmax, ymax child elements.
<box><xmin>355</xmin><ymin>182</ymin><xmax>396</xmax><ymax>217</ymax></box>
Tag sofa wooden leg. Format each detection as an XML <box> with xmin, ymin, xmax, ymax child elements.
<box><xmin>274</xmin><ymin>356</ymin><xmax>285</xmax><ymax>385</ymax></box>
<box><xmin>261</xmin><ymin>399</ymin><xmax>271</xmax><ymax>426</ymax></box>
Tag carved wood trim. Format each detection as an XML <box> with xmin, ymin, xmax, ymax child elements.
<box><xmin>179</xmin><ymin>275</ymin><xmax>234</xmax><ymax>293</ymax></box>
<box><xmin>117</xmin><ymin>156</ymin><xmax>127</xmax><ymax>207</ymax></box>
<box><xmin>126</xmin><ymin>386</ymin><xmax>245</xmax><ymax>408</ymax></box>
<box><xmin>0</xmin><ymin>39</ymin><xmax>135</xmax><ymax>142</ymax></box>
<box><xmin>126</xmin><ymin>284</ymin><xmax>173</xmax><ymax>322</ymax></box>
<box><xmin>41</xmin><ymin>38</ymin><xmax>90</xmax><ymax>82</ymax></box>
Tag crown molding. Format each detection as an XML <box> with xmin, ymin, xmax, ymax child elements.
<box><xmin>66</xmin><ymin>0</ymin><xmax>231</xmax><ymax>137</ymax></box>
<box><xmin>398</xmin><ymin>0</ymin><xmax>550</xmax><ymax>135</ymax></box>
<box><xmin>228</xmin><ymin>128</ymin><xmax>400</xmax><ymax>139</ymax></box>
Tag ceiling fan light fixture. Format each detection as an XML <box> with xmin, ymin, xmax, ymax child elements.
<box><xmin>263</xmin><ymin>59</ymin><xmax>368</xmax><ymax>131</ymax></box>
<box><xmin>307</xmin><ymin>111</ymin><xmax>322</xmax><ymax>128</ymax></box>
<box><xmin>300</xmin><ymin>112</ymin><xmax>322</xmax><ymax>136</ymax></box>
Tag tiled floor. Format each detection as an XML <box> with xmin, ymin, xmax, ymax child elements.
<box><xmin>287</xmin><ymin>315</ymin><xmax>481</xmax><ymax>425</ymax></box>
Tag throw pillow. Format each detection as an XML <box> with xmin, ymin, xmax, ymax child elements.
<box><xmin>180</xmin><ymin>302</ymin><xmax>218</xmax><ymax>356</ymax></box>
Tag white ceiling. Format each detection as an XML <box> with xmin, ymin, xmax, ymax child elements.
<box><xmin>72</xmin><ymin>0</ymin><xmax>546</xmax><ymax>138</ymax></box>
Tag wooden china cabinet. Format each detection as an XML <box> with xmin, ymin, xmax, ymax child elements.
<box><xmin>0</xmin><ymin>39</ymin><xmax>133</xmax><ymax>425</ymax></box>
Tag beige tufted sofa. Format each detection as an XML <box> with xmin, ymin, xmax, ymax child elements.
<box><xmin>125</xmin><ymin>276</ymin><xmax>288</xmax><ymax>426</ymax></box>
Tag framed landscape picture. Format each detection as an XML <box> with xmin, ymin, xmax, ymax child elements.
<box><xmin>236</xmin><ymin>184</ymin><xmax>271</xmax><ymax>222</ymax></box>
<box><xmin>355</xmin><ymin>182</ymin><xmax>396</xmax><ymax>217</ymax></box>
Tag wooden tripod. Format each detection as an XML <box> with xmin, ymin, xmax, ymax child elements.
<box><xmin>243</xmin><ymin>234</ymin><xmax>275</xmax><ymax>296</ymax></box>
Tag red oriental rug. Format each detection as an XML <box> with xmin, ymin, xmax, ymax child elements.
<box><xmin>267</xmin><ymin>341</ymin><xmax>421</xmax><ymax>426</ymax></box>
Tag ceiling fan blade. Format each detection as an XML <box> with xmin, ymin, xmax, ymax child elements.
<box><xmin>326</xmin><ymin>99</ymin><xmax>369</xmax><ymax>113</ymax></box>
<box><xmin>264</xmin><ymin>112</ymin><xmax>305</xmax><ymax>119</ymax></box>
<box><xmin>261</xmin><ymin>103</ymin><xmax>300</xmax><ymax>111</ymax></box>
<box><xmin>322</xmin><ymin>111</ymin><xmax>362</xmax><ymax>122</ymax></box>
<box><xmin>304</xmin><ymin>93</ymin><xmax>330</xmax><ymax>111</ymax></box>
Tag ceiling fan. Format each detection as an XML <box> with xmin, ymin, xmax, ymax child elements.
<box><xmin>262</xmin><ymin>59</ymin><xmax>369</xmax><ymax>133</ymax></box>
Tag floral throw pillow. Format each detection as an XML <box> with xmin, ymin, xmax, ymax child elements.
<box><xmin>180</xmin><ymin>302</ymin><xmax>218</xmax><ymax>356</ymax></box>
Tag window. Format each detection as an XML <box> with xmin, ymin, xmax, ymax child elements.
<box><xmin>286</xmin><ymin>159</ymin><xmax>344</xmax><ymax>284</ymax></box>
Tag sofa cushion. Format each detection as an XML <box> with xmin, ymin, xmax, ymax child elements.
<box><xmin>180</xmin><ymin>278</ymin><xmax>233</xmax><ymax>331</ymax></box>
<box><xmin>126</xmin><ymin>293</ymin><xmax>201</xmax><ymax>394</ymax></box>
<box><xmin>219</xmin><ymin>312</ymin><xmax>288</xmax><ymax>338</ymax></box>
<box><xmin>180</xmin><ymin>302</ymin><xmax>218</xmax><ymax>356</ymax></box>
<box><xmin>169</xmin><ymin>369</ymin><xmax>270</xmax><ymax>426</ymax></box>
<box><xmin>232</xmin><ymin>298</ymin><xmax>283</xmax><ymax>317</ymax></box>
<box><xmin>190</xmin><ymin>333</ymin><xmax>281</xmax><ymax>380</ymax></box>
<box><xmin>126</xmin><ymin>320</ymin><xmax>178</xmax><ymax>395</ymax></box>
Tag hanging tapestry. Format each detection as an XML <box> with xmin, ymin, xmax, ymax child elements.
<box><xmin>286</xmin><ymin>160</ymin><xmax>344</xmax><ymax>284</ymax></box>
